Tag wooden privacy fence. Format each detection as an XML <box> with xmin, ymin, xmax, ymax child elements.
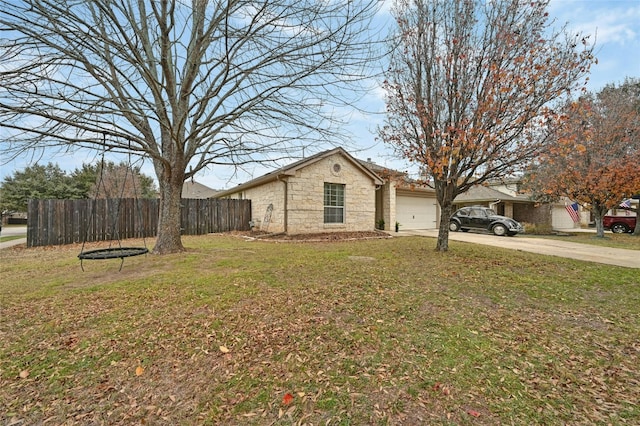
<box><xmin>27</xmin><ymin>198</ymin><xmax>251</xmax><ymax>247</ymax></box>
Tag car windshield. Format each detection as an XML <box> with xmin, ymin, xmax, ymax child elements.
<box><xmin>485</xmin><ymin>208</ymin><xmax>497</xmax><ymax>215</ymax></box>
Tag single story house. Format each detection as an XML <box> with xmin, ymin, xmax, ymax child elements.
<box><xmin>218</xmin><ymin>147</ymin><xmax>631</xmax><ymax>234</ymax></box>
<box><xmin>213</xmin><ymin>148</ymin><xmax>440</xmax><ymax>234</ymax></box>
<box><xmin>214</xmin><ymin>148</ymin><xmax>383</xmax><ymax>234</ymax></box>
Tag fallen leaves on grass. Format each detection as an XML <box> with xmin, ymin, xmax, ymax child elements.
<box><xmin>433</xmin><ymin>382</ymin><xmax>451</xmax><ymax>396</ymax></box>
<box><xmin>2</xmin><ymin>235</ymin><xmax>639</xmax><ymax>425</ymax></box>
<box><xmin>467</xmin><ymin>409</ymin><xmax>481</xmax><ymax>417</ymax></box>
<box><xmin>282</xmin><ymin>392</ymin><xmax>294</xmax><ymax>405</ymax></box>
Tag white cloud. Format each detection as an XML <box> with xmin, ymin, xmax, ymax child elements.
<box><xmin>550</xmin><ymin>1</ymin><xmax>640</xmax><ymax>45</ymax></box>
<box><xmin>549</xmin><ymin>0</ymin><xmax>640</xmax><ymax>90</ymax></box>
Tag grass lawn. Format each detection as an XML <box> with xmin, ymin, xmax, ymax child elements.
<box><xmin>532</xmin><ymin>232</ymin><xmax>640</xmax><ymax>250</ymax></box>
<box><xmin>1</xmin><ymin>235</ymin><xmax>639</xmax><ymax>425</ymax></box>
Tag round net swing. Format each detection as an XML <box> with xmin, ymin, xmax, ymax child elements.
<box><xmin>78</xmin><ymin>136</ymin><xmax>149</xmax><ymax>271</ymax></box>
<box><xmin>79</xmin><ymin>247</ymin><xmax>149</xmax><ymax>260</ymax></box>
<box><xmin>78</xmin><ymin>247</ymin><xmax>149</xmax><ymax>271</ymax></box>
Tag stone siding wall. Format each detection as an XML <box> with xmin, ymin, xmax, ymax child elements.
<box><xmin>224</xmin><ymin>153</ymin><xmax>377</xmax><ymax>234</ymax></box>
<box><xmin>229</xmin><ymin>181</ymin><xmax>286</xmax><ymax>233</ymax></box>
<box><xmin>286</xmin><ymin>154</ymin><xmax>376</xmax><ymax>234</ymax></box>
<box><xmin>381</xmin><ymin>181</ymin><xmax>396</xmax><ymax>231</ymax></box>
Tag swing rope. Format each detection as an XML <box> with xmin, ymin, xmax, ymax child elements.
<box><xmin>78</xmin><ymin>134</ymin><xmax>149</xmax><ymax>271</ymax></box>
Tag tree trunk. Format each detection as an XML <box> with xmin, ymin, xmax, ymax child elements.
<box><xmin>153</xmin><ymin>173</ymin><xmax>185</xmax><ymax>254</ymax></box>
<box><xmin>594</xmin><ymin>216</ymin><xmax>605</xmax><ymax>238</ymax></box>
<box><xmin>592</xmin><ymin>203</ymin><xmax>608</xmax><ymax>239</ymax></box>
<box><xmin>632</xmin><ymin>207</ymin><xmax>640</xmax><ymax>237</ymax></box>
<box><xmin>436</xmin><ymin>202</ymin><xmax>453</xmax><ymax>252</ymax></box>
<box><xmin>435</xmin><ymin>181</ymin><xmax>456</xmax><ymax>252</ymax></box>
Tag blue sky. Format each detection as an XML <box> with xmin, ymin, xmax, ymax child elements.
<box><xmin>343</xmin><ymin>0</ymin><xmax>640</xmax><ymax>181</ymax></box>
<box><xmin>1</xmin><ymin>0</ymin><xmax>638</xmax><ymax>191</ymax></box>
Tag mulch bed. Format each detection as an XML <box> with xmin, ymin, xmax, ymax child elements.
<box><xmin>238</xmin><ymin>230</ymin><xmax>392</xmax><ymax>242</ymax></box>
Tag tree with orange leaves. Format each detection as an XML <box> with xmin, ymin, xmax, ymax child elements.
<box><xmin>525</xmin><ymin>78</ymin><xmax>640</xmax><ymax>238</ymax></box>
<box><xmin>380</xmin><ymin>0</ymin><xmax>594</xmax><ymax>251</ymax></box>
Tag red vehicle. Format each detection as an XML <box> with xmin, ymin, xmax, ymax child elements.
<box><xmin>603</xmin><ymin>215</ymin><xmax>636</xmax><ymax>233</ymax></box>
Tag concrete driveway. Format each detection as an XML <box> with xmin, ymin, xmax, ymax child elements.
<box><xmin>394</xmin><ymin>229</ymin><xmax>640</xmax><ymax>269</ymax></box>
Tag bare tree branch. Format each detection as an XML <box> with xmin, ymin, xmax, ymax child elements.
<box><xmin>0</xmin><ymin>0</ymin><xmax>381</xmax><ymax>253</ymax></box>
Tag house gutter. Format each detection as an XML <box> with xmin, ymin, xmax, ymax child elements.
<box><xmin>281</xmin><ymin>177</ymin><xmax>288</xmax><ymax>233</ymax></box>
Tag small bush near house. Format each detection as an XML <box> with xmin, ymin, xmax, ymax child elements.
<box><xmin>522</xmin><ymin>222</ymin><xmax>554</xmax><ymax>235</ymax></box>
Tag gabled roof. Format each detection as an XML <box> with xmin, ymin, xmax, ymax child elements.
<box><xmin>454</xmin><ymin>185</ymin><xmax>531</xmax><ymax>203</ymax></box>
<box><xmin>357</xmin><ymin>158</ymin><xmax>405</xmax><ymax>177</ymax></box>
<box><xmin>182</xmin><ymin>181</ymin><xmax>219</xmax><ymax>199</ymax></box>
<box><xmin>214</xmin><ymin>147</ymin><xmax>383</xmax><ymax>198</ymax></box>
<box><xmin>357</xmin><ymin>158</ymin><xmax>436</xmax><ymax>194</ymax></box>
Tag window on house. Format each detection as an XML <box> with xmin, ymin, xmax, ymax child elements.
<box><xmin>324</xmin><ymin>183</ymin><xmax>345</xmax><ymax>223</ymax></box>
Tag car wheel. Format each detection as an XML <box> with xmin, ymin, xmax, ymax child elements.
<box><xmin>492</xmin><ymin>224</ymin><xmax>507</xmax><ymax>236</ymax></box>
<box><xmin>611</xmin><ymin>223</ymin><xmax>629</xmax><ymax>234</ymax></box>
<box><xmin>449</xmin><ymin>221</ymin><xmax>460</xmax><ymax>232</ymax></box>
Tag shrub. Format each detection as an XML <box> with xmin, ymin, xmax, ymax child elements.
<box><xmin>522</xmin><ymin>222</ymin><xmax>554</xmax><ymax>235</ymax></box>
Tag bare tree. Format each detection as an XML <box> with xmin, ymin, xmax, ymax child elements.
<box><xmin>0</xmin><ymin>0</ymin><xmax>380</xmax><ymax>253</ymax></box>
<box><xmin>379</xmin><ymin>0</ymin><xmax>594</xmax><ymax>251</ymax></box>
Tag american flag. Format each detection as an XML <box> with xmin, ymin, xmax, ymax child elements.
<box><xmin>620</xmin><ymin>199</ymin><xmax>632</xmax><ymax>209</ymax></box>
<box><xmin>565</xmin><ymin>202</ymin><xmax>580</xmax><ymax>223</ymax></box>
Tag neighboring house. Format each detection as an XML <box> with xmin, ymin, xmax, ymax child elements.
<box><xmin>214</xmin><ymin>148</ymin><xmax>383</xmax><ymax>234</ymax></box>
<box><xmin>453</xmin><ymin>180</ymin><xmax>542</xmax><ymax>224</ymax></box>
<box><xmin>452</xmin><ymin>179</ymin><xmax>593</xmax><ymax>229</ymax></box>
<box><xmin>1</xmin><ymin>211</ymin><xmax>27</xmax><ymax>225</ymax></box>
<box><xmin>550</xmin><ymin>199</ymin><xmax>588</xmax><ymax>229</ymax></box>
<box><xmin>182</xmin><ymin>180</ymin><xmax>219</xmax><ymax>199</ymax></box>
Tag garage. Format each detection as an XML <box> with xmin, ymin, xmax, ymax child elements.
<box><xmin>396</xmin><ymin>193</ymin><xmax>438</xmax><ymax>230</ymax></box>
<box><xmin>551</xmin><ymin>204</ymin><xmax>580</xmax><ymax>229</ymax></box>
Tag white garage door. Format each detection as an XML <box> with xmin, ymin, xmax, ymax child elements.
<box><xmin>396</xmin><ymin>195</ymin><xmax>438</xmax><ymax>229</ymax></box>
<box><xmin>552</xmin><ymin>205</ymin><xmax>579</xmax><ymax>229</ymax></box>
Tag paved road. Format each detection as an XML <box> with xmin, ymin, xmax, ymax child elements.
<box><xmin>0</xmin><ymin>237</ymin><xmax>27</xmax><ymax>250</ymax></box>
<box><xmin>0</xmin><ymin>225</ymin><xmax>26</xmax><ymax>237</ymax></box>
<box><xmin>0</xmin><ymin>225</ymin><xmax>27</xmax><ymax>249</ymax></box>
<box><xmin>394</xmin><ymin>229</ymin><xmax>640</xmax><ymax>269</ymax></box>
